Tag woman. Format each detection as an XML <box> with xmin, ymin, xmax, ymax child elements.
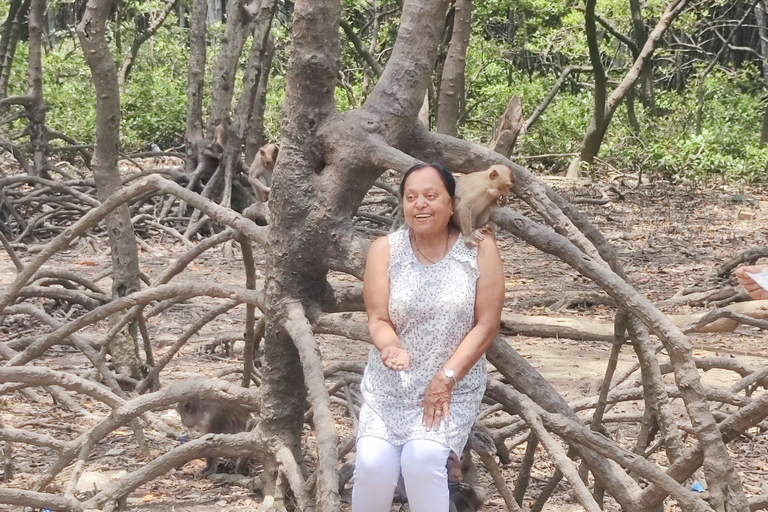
<box><xmin>352</xmin><ymin>163</ymin><xmax>505</xmax><ymax>511</ymax></box>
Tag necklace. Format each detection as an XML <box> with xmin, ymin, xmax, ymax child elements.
<box><xmin>411</xmin><ymin>229</ymin><xmax>450</xmax><ymax>264</ymax></box>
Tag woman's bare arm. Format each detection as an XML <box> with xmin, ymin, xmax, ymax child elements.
<box><xmin>443</xmin><ymin>235</ymin><xmax>505</xmax><ymax>380</ymax></box>
<box><xmin>364</xmin><ymin>236</ymin><xmax>411</xmax><ymax>370</ymax></box>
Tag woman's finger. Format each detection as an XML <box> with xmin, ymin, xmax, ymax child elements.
<box><xmin>422</xmin><ymin>404</ymin><xmax>434</xmax><ymax>430</ymax></box>
<box><xmin>441</xmin><ymin>400</ymin><xmax>451</xmax><ymax>421</ymax></box>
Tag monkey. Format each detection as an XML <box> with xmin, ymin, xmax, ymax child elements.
<box><xmin>211</xmin><ymin>117</ymin><xmax>230</xmax><ymax>153</ymax></box>
<box><xmin>176</xmin><ymin>398</ymin><xmax>253</xmax><ymax>476</ymax></box>
<box><xmin>248</xmin><ymin>142</ymin><xmax>279</xmax><ymax>203</ymax></box>
<box><xmin>447</xmin><ymin>445</ymin><xmax>485</xmax><ymax>512</ymax></box>
<box><xmin>452</xmin><ymin>164</ymin><xmax>514</xmax><ymax>248</ymax></box>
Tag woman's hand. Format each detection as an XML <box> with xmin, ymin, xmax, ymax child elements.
<box><xmin>422</xmin><ymin>374</ymin><xmax>453</xmax><ymax>432</ymax></box>
<box><xmin>381</xmin><ymin>345</ymin><xmax>411</xmax><ymax>371</ymax></box>
<box><xmin>735</xmin><ymin>264</ymin><xmax>768</xmax><ymax>300</ymax></box>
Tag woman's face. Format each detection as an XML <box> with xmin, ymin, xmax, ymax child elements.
<box><xmin>401</xmin><ymin>167</ymin><xmax>453</xmax><ymax>236</ymax></box>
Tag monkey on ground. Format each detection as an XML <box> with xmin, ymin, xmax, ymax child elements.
<box><xmin>176</xmin><ymin>398</ymin><xmax>253</xmax><ymax>476</ymax></box>
<box><xmin>211</xmin><ymin>117</ymin><xmax>230</xmax><ymax>153</ymax></box>
<box><xmin>248</xmin><ymin>142</ymin><xmax>279</xmax><ymax>203</ymax></box>
<box><xmin>452</xmin><ymin>164</ymin><xmax>514</xmax><ymax>247</ymax></box>
<box><xmin>448</xmin><ymin>445</ymin><xmax>485</xmax><ymax>512</ymax></box>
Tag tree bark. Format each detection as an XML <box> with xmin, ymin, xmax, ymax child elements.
<box><xmin>629</xmin><ymin>0</ymin><xmax>655</xmax><ymax>111</ymax></box>
<box><xmin>244</xmin><ymin>34</ymin><xmax>274</xmax><ymax>163</ymax></box>
<box><xmin>220</xmin><ymin>0</ymin><xmax>276</xmax><ymax>210</ymax></box>
<box><xmin>184</xmin><ymin>0</ymin><xmax>207</xmax><ymax>175</ymax></box>
<box><xmin>435</xmin><ymin>0</ymin><xmax>471</xmax><ymax>137</ymax></box>
<box><xmin>77</xmin><ymin>0</ymin><xmax>143</xmax><ymax>379</ymax></box>
<box><xmin>206</xmin><ymin>0</ymin><xmax>222</xmax><ymax>24</ymax></box>
<box><xmin>756</xmin><ymin>0</ymin><xmax>768</xmax><ymax>146</ymax></box>
<box><xmin>26</xmin><ymin>0</ymin><xmax>49</xmax><ymax>178</ymax></box>
<box><xmin>260</xmin><ymin>0</ymin><xmax>342</xmax><ymax>490</ymax></box>
<box><xmin>361</xmin><ymin>1</ymin><xmax>380</xmax><ymax>98</ymax></box>
<box><xmin>0</xmin><ymin>0</ymin><xmax>28</xmax><ymax>106</ymax></box>
<box><xmin>209</xmin><ymin>0</ymin><xmax>259</xmax><ymax>127</ymax></box>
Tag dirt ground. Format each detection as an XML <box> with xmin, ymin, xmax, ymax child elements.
<box><xmin>1</xmin><ymin>172</ymin><xmax>767</xmax><ymax>511</ymax></box>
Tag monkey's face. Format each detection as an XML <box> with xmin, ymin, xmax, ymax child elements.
<box><xmin>402</xmin><ymin>167</ymin><xmax>453</xmax><ymax>236</ymax></box>
<box><xmin>259</xmin><ymin>144</ymin><xmax>279</xmax><ymax>170</ymax></box>
<box><xmin>447</xmin><ymin>451</ymin><xmax>465</xmax><ymax>483</ymax></box>
<box><xmin>177</xmin><ymin>401</ymin><xmax>202</xmax><ymax>429</ymax></box>
<box><xmin>488</xmin><ymin>165</ymin><xmax>514</xmax><ymax>205</ymax></box>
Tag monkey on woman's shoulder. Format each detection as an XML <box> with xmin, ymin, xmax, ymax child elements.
<box><xmin>452</xmin><ymin>164</ymin><xmax>514</xmax><ymax>248</ymax></box>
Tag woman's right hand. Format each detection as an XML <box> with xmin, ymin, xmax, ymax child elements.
<box><xmin>381</xmin><ymin>345</ymin><xmax>411</xmax><ymax>371</ymax></box>
<box><xmin>735</xmin><ymin>264</ymin><xmax>768</xmax><ymax>300</ymax></box>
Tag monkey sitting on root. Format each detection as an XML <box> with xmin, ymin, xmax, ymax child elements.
<box><xmin>389</xmin><ymin>443</ymin><xmax>485</xmax><ymax>511</ymax></box>
<box><xmin>448</xmin><ymin>444</ymin><xmax>485</xmax><ymax>512</ymax></box>
<box><xmin>248</xmin><ymin>143</ymin><xmax>279</xmax><ymax>203</ymax></box>
<box><xmin>176</xmin><ymin>398</ymin><xmax>254</xmax><ymax>476</ymax></box>
<box><xmin>452</xmin><ymin>164</ymin><xmax>514</xmax><ymax>247</ymax></box>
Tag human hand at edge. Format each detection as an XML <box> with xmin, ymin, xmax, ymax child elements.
<box><xmin>735</xmin><ymin>264</ymin><xmax>768</xmax><ymax>300</ymax></box>
<box><xmin>422</xmin><ymin>374</ymin><xmax>452</xmax><ymax>432</ymax></box>
<box><xmin>381</xmin><ymin>345</ymin><xmax>411</xmax><ymax>371</ymax></box>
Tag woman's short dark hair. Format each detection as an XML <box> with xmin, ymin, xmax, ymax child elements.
<box><xmin>399</xmin><ymin>163</ymin><xmax>456</xmax><ymax>198</ymax></box>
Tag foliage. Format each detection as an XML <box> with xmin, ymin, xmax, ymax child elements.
<box><xmin>3</xmin><ymin>0</ymin><xmax>767</xmax><ymax>181</ymax></box>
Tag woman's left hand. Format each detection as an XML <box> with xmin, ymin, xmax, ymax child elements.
<box><xmin>422</xmin><ymin>374</ymin><xmax>453</xmax><ymax>432</ymax></box>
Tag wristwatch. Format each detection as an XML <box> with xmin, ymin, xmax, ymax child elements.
<box><xmin>442</xmin><ymin>367</ymin><xmax>458</xmax><ymax>386</ymax></box>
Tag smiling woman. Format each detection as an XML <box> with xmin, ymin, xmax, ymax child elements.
<box><xmin>353</xmin><ymin>163</ymin><xmax>506</xmax><ymax>512</ymax></box>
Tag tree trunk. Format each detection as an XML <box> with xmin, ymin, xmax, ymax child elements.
<box><xmin>361</xmin><ymin>1</ymin><xmax>379</xmax><ymax>98</ymax></box>
<box><xmin>629</xmin><ymin>0</ymin><xmax>655</xmax><ymax>111</ymax></box>
<box><xmin>244</xmin><ymin>34</ymin><xmax>274</xmax><ymax>163</ymax></box>
<box><xmin>206</xmin><ymin>0</ymin><xmax>222</xmax><ymax>25</ymax></box>
<box><xmin>0</xmin><ymin>0</ymin><xmax>28</xmax><ymax>106</ymax></box>
<box><xmin>184</xmin><ymin>0</ymin><xmax>207</xmax><ymax>175</ymax></box>
<box><xmin>77</xmin><ymin>0</ymin><xmax>143</xmax><ymax>380</ymax></box>
<box><xmin>574</xmin><ymin>0</ymin><xmax>687</xmax><ymax>176</ymax></box>
<box><xmin>756</xmin><ymin>0</ymin><xmax>768</xmax><ymax>146</ymax></box>
<box><xmin>220</xmin><ymin>0</ymin><xmax>276</xmax><ymax>210</ymax></box>
<box><xmin>27</xmin><ymin>0</ymin><xmax>49</xmax><ymax>178</ymax></box>
<box><xmin>118</xmin><ymin>0</ymin><xmax>179</xmax><ymax>85</ymax></box>
<box><xmin>569</xmin><ymin>0</ymin><xmax>606</xmax><ymax>178</ymax></box>
<box><xmin>209</xmin><ymin>0</ymin><xmax>258</xmax><ymax>127</ymax></box>
<box><xmin>260</xmin><ymin>0</ymin><xmax>343</xmax><ymax>471</ymax></box>
<box><xmin>435</xmin><ymin>0</ymin><xmax>471</xmax><ymax>137</ymax></box>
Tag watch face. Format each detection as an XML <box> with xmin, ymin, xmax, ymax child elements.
<box><xmin>444</xmin><ymin>369</ymin><xmax>454</xmax><ymax>378</ymax></box>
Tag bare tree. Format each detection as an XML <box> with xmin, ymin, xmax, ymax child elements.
<box><xmin>754</xmin><ymin>0</ymin><xmax>768</xmax><ymax>145</ymax></box>
<box><xmin>568</xmin><ymin>0</ymin><xmax>688</xmax><ymax>178</ymax></box>
<box><xmin>435</xmin><ymin>0</ymin><xmax>472</xmax><ymax>136</ymax></box>
<box><xmin>1</xmin><ymin>2</ymin><xmax>766</xmax><ymax>511</ymax></box>
<box><xmin>0</xmin><ymin>0</ymin><xmax>28</xmax><ymax>106</ymax></box>
<box><xmin>77</xmin><ymin>0</ymin><xmax>144</xmax><ymax>379</ymax></box>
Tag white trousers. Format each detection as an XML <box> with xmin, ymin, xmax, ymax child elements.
<box><xmin>352</xmin><ymin>436</ymin><xmax>450</xmax><ymax>512</ymax></box>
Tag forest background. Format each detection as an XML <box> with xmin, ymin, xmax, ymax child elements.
<box><xmin>2</xmin><ymin>0</ymin><xmax>768</xmax><ymax>512</ymax></box>
<box><xmin>2</xmin><ymin>0</ymin><xmax>768</xmax><ymax>180</ymax></box>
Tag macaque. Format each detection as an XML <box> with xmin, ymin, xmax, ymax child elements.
<box><xmin>211</xmin><ymin>118</ymin><xmax>230</xmax><ymax>153</ymax></box>
<box><xmin>176</xmin><ymin>398</ymin><xmax>252</xmax><ymax>475</ymax></box>
<box><xmin>248</xmin><ymin>143</ymin><xmax>279</xmax><ymax>202</ymax></box>
<box><xmin>447</xmin><ymin>445</ymin><xmax>485</xmax><ymax>512</ymax></box>
<box><xmin>452</xmin><ymin>164</ymin><xmax>514</xmax><ymax>247</ymax></box>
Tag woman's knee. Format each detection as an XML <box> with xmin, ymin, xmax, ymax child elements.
<box><xmin>400</xmin><ymin>440</ymin><xmax>450</xmax><ymax>482</ymax></box>
<box><xmin>355</xmin><ymin>437</ymin><xmax>400</xmax><ymax>482</ymax></box>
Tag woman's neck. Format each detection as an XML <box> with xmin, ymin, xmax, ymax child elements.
<box><xmin>411</xmin><ymin>227</ymin><xmax>451</xmax><ymax>249</ymax></box>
